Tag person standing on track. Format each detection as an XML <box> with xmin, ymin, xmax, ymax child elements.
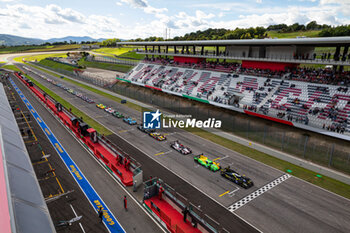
<box><xmin>124</xmin><ymin>196</ymin><xmax>127</xmax><ymax>211</ymax></box>
<box><xmin>98</xmin><ymin>207</ymin><xmax>103</xmax><ymax>223</ymax></box>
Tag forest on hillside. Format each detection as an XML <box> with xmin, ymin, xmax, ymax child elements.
<box><xmin>124</xmin><ymin>21</ymin><xmax>350</xmax><ymax>43</ymax></box>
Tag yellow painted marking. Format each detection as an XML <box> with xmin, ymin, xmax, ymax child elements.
<box><xmin>32</xmin><ymin>160</ymin><xmax>48</xmax><ymax>165</ymax></box>
<box><xmin>119</xmin><ymin>130</ymin><xmax>127</xmax><ymax>133</ymax></box>
<box><xmin>31</xmin><ymin>109</ymin><xmax>35</xmax><ymax>113</ymax></box>
<box><xmin>219</xmin><ymin>191</ymin><xmax>230</xmax><ymax>197</ymax></box>
<box><xmin>213</xmin><ymin>157</ymin><xmax>221</xmax><ymax>161</ymax></box>
<box><xmin>41</xmin><ymin>151</ymin><xmax>64</xmax><ymax>193</ymax></box>
<box><xmin>154</xmin><ymin>152</ymin><xmax>164</xmax><ymax>156</ymax></box>
<box><xmin>55</xmin><ymin>143</ymin><xmax>63</xmax><ymax>153</ymax></box>
<box><xmin>24</xmin><ymin>140</ymin><xmax>36</xmax><ymax>144</ymax></box>
<box><xmin>37</xmin><ymin>117</ymin><xmax>42</xmax><ymax>122</ymax></box>
<box><xmin>45</xmin><ymin>128</ymin><xmax>51</xmax><ymax>135</ymax></box>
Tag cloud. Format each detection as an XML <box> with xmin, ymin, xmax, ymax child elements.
<box><xmin>121</xmin><ymin>0</ymin><xmax>147</xmax><ymax>8</ymax></box>
<box><xmin>0</xmin><ymin>4</ymin><xmax>121</xmax><ymax>39</ymax></box>
<box><xmin>121</xmin><ymin>0</ymin><xmax>168</xmax><ymax>15</ymax></box>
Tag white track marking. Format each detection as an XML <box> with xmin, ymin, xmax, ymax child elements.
<box><xmin>228</xmin><ymin>174</ymin><xmax>291</xmax><ymax>212</ymax></box>
<box><xmin>70</xmin><ymin>204</ymin><xmax>86</xmax><ymax>233</ymax></box>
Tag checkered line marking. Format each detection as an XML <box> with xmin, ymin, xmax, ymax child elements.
<box><xmin>228</xmin><ymin>173</ymin><xmax>291</xmax><ymax>212</ymax></box>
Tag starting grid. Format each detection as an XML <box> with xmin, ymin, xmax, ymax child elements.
<box><xmin>10</xmin><ymin>78</ymin><xmax>125</xmax><ymax>233</ymax></box>
<box><xmin>228</xmin><ymin>173</ymin><xmax>291</xmax><ymax>212</ymax></box>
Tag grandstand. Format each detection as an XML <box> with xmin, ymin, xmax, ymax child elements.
<box><xmin>118</xmin><ymin>37</ymin><xmax>350</xmax><ymax>139</ymax></box>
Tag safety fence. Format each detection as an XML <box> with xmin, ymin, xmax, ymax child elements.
<box><xmin>86</xmin><ymin>55</ymin><xmax>139</xmax><ymax>66</ymax></box>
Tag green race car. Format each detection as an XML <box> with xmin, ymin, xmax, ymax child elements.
<box><xmin>194</xmin><ymin>154</ymin><xmax>221</xmax><ymax>172</ymax></box>
<box><xmin>112</xmin><ymin>111</ymin><xmax>124</xmax><ymax>118</ymax></box>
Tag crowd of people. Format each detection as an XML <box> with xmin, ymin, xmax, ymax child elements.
<box><xmin>144</xmin><ymin>57</ymin><xmax>350</xmax><ymax>86</ymax></box>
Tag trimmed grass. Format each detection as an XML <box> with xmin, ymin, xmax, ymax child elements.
<box><xmin>2</xmin><ymin>64</ymin><xmax>21</xmax><ymax>72</ymax></box>
<box><xmin>78</xmin><ymin>59</ymin><xmax>133</xmax><ymax>73</ymax></box>
<box><xmin>0</xmin><ymin>44</ymin><xmax>80</xmax><ymax>54</ymax></box>
<box><xmin>92</xmin><ymin>47</ymin><xmax>134</xmax><ymax>56</ymax></box>
<box><xmin>6</xmin><ymin>64</ymin><xmax>112</xmax><ymax>136</ymax></box>
<box><xmin>38</xmin><ymin>59</ymin><xmax>79</xmax><ymax>72</ymax></box>
<box><xmin>24</xmin><ymin>63</ymin><xmax>350</xmax><ymax>199</ymax></box>
<box><xmin>15</xmin><ymin>53</ymin><xmax>68</xmax><ymax>63</ymax></box>
<box><xmin>119</xmin><ymin>51</ymin><xmax>145</xmax><ymax>60</ymax></box>
<box><xmin>267</xmin><ymin>30</ymin><xmax>321</xmax><ymax>38</ymax></box>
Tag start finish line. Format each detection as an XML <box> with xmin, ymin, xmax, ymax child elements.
<box><xmin>10</xmin><ymin>78</ymin><xmax>125</xmax><ymax>233</ymax></box>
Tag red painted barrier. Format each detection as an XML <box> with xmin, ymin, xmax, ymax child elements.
<box><xmin>145</xmin><ymin>85</ymin><xmax>162</xmax><ymax>91</ymax></box>
<box><xmin>244</xmin><ymin>110</ymin><xmax>294</xmax><ymax>126</ymax></box>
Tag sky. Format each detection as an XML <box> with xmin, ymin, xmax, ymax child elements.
<box><xmin>0</xmin><ymin>0</ymin><xmax>349</xmax><ymax>40</ymax></box>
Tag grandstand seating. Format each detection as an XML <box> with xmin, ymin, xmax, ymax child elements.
<box><xmin>123</xmin><ymin>62</ymin><xmax>350</xmax><ymax>135</ymax></box>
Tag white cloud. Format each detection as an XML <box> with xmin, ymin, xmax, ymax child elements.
<box><xmin>256</xmin><ymin>0</ymin><xmax>262</xmax><ymax>3</ymax></box>
<box><xmin>121</xmin><ymin>0</ymin><xmax>148</xmax><ymax>8</ymax></box>
<box><xmin>0</xmin><ymin>4</ymin><xmax>121</xmax><ymax>39</ymax></box>
<box><xmin>116</xmin><ymin>1</ymin><xmax>123</xmax><ymax>6</ymax></box>
<box><xmin>121</xmin><ymin>0</ymin><xmax>168</xmax><ymax>15</ymax></box>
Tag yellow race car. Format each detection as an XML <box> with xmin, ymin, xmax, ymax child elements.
<box><xmin>149</xmin><ymin>132</ymin><xmax>167</xmax><ymax>141</ymax></box>
<box><xmin>96</xmin><ymin>103</ymin><xmax>106</xmax><ymax>109</ymax></box>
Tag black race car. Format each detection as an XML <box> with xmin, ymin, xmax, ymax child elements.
<box><xmin>170</xmin><ymin>140</ymin><xmax>192</xmax><ymax>155</ymax></box>
<box><xmin>137</xmin><ymin>124</ymin><xmax>156</xmax><ymax>134</ymax></box>
<box><xmin>220</xmin><ymin>167</ymin><xmax>254</xmax><ymax>189</ymax></box>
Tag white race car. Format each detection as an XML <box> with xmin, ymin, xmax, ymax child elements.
<box><xmin>170</xmin><ymin>141</ymin><xmax>192</xmax><ymax>155</ymax></box>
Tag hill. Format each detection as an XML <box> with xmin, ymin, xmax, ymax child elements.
<box><xmin>46</xmin><ymin>36</ymin><xmax>106</xmax><ymax>43</ymax></box>
<box><xmin>0</xmin><ymin>34</ymin><xmax>44</xmax><ymax>46</ymax></box>
<box><xmin>0</xmin><ymin>34</ymin><xmax>105</xmax><ymax>46</ymax></box>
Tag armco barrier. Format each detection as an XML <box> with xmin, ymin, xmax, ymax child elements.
<box><xmin>13</xmin><ymin>72</ymin><xmax>142</xmax><ymax>186</ymax></box>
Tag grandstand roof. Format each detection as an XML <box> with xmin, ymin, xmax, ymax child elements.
<box><xmin>0</xmin><ymin>82</ymin><xmax>55</xmax><ymax>233</ymax></box>
<box><xmin>119</xmin><ymin>36</ymin><xmax>350</xmax><ymax>46</ymax></box>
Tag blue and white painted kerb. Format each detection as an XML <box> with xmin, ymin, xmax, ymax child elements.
<box><xmin>10</xmin><ymin>78</ymin><xmax>125</xmax><ymax>233</ymax></box>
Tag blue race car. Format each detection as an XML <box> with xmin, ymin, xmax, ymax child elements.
<box><xmin>123</xmin><ymin>117</ymin><xmax>137</xmax><ymax>125</ymax></box>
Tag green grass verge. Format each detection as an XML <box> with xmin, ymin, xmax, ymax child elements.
<box><xmin>7</xmin><ymin>64</ymin><xmax>112</xmax><ymax>136</ymax></box>
<box><xmin>0</xmin><ymin>44</ymin><xmax>81</xmax><ymax>54</ymax></box>
<box><xmin>119</xmin><ymin>51</ymin><xmax>145</xmax><ymax>60</ymax></box>
<box><xmin>267</xmin><ymin>30</ymin><xmax>321</xmax><ymax>38</ymax></box>
<box><xmin>92</xmin><ymin>47</ymin><xmax>134</xmax><ymax>55</ymax></box>
<box><xmin>78</xmin><ymin>59</ymin><xmax>133</xmax><ymax>73</ymax></box>
<box><xmin>23</xmin><ymin>63</ymin><xmax>350</xmax><ymax>199</ymax></box>
<box><xmin>38</xmin><ymin>59</ymin><xmax>79</xmax><ymax>72</ymax></box>
<box><xmin>2</xmin><ymin>64</ymin><xmax>22</xmax><ymax>72</ymax></box>
<box><xmin>14</xmin><ymin>53</ymin><xmax>67</xmax><ymax>63</ymax></box>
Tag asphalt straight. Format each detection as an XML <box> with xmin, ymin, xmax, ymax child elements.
<box><xmin>10</xmin><ymin>73</ymin><xmax>164</xmax><ymax>233</ymax></box>
<box><xmin>13</xmin><ymin>66</ymin><xmax>259</xmax><ymax>231</ymax></box>
<box><xmin>16</xmin><ymin>63</ymin><xmax>350</xmax><ymax>233</ymax></box>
